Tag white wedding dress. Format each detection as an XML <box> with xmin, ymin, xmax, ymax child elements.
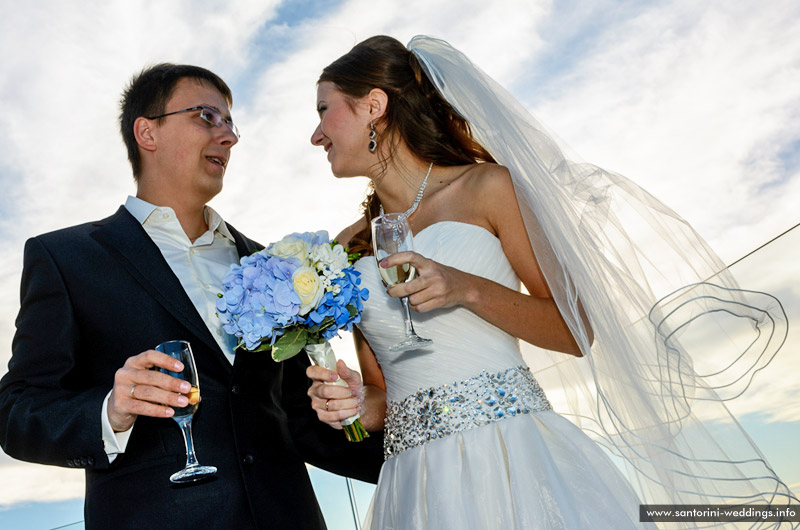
<box><xmin>354</xmin><ymin>221</ymin><xmax>653</xmax><ymax>530</ymax></box>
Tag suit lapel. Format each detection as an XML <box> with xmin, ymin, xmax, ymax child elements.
<box><xmin>226</xmin><ymin>222</ymin><xmax>262</xmax><ymax>258</ymax></box>
<box><xmin>225</xmin><ymin>223</ymin><xmax>265</xmax><ymax>372</ymax></box>
<box><xmin>90</xmin><ymin>207</ymin><xmax>227</xmax><ymax>360</ymax></box>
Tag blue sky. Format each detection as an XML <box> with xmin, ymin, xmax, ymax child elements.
<box><xmin>1</xmin><ymin>0</ymin><xmax>798</xmax><ymax>528</ymax></box>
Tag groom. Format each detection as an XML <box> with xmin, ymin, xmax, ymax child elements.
<box><xmin>0</xmin><ymin>63</ymin><xmax>382</xmax><ymax>529</ymax></box>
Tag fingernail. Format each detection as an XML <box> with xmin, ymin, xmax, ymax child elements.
<box><xmin>379</xmin><ymin>259</ymin><xmax>387</xmax><ymax>268</ymax></box>
<box><xmin>330</xmin><ymin>373</ymin><xmax>340</xmax><ymax>382</ymax></box>
<box><xmin>180</xmin><ymin>382</ymin><xmax>191</xmax><ymax>392</ymax></box>
<box><xmin>165</xmin><ymin>408</ymin><xmax>174</xmax><ymax>417</ymax></box>
<box><xmin>174</xmin><ymin>361</ymin><xmax>183</xmax><ymax>371</ymax></box>
<box><xmin>177</xmin><ymin>395</ymin><xmax>188</xmax><ymax>406</ymax></box>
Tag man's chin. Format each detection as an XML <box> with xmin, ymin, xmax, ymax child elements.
<box><xmin>199</xmin><ymin>177</ymin><xmax>224</xmax><ymax>203</ymax></box>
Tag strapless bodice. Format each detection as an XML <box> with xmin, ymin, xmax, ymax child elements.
<box><xmin>355</xmin><ymin>221</ymin><xmax>524</xmax><ymax>402</ymax></box>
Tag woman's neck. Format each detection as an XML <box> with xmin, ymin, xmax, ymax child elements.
<box><xmin>371</xmin><ymin>151</ymin><xmax>434</xmax><ymax>216</ymax></box>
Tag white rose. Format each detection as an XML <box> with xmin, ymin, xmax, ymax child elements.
<box><xmin>267</xmin><ymin>236</ymin><xmax>311</xmax><ymax>264</ymax></box>
<box><xmin>292</xmin><ymin>266</ymin><xmax>324</xmax><ymax>315</ymax></box>
<box><xmin>312</xmin><ymin>243</ymin><xmax>350</xmax><ymax>272</ymax></box>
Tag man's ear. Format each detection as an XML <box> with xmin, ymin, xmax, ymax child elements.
<box><xmin>367</xmin><ymin>88</ymin><xmax>389</xmax><ymax>121</ymax></box>
<box><xmin>133</xmin><ymin>117</ymin><xmax>157</xmax><ymax>152</ymax></box>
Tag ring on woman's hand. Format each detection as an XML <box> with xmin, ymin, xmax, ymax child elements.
<box><xmin>325</xmin><ymin>399</ymin><xmax>330</xmax><ymax>412</ymax></box>
<box><xmin>129</xmin><ymin>384</ymin><xmax>137</xmax><ymax>398</ymax></box>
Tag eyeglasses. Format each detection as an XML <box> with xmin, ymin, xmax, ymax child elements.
<box><xmin>146</xmin><ymin>105</ymin><xmax>240</xmax><ymax>138</ymax></box>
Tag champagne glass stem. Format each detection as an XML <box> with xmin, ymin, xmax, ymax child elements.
<box><xmin>389</xmin><ymin>296</ymin><xmax>432</xmax><ymax>352</ymax></box>
<box><xmin>177</xmin><ymin>417</ymin><xmax>200</xmax><ymax>469</ymax></box>
<box><xmin>401</xmin><ymin>296</ymin><xmax>417</xmax><ymax>337</ymax></box>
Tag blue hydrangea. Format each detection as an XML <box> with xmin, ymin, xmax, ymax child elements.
<box><xmin>307</xmin><ymin>267</ymin><xmax>369</xmax><ymax>341</ymax></box>
<box><xmin>217</xmin><ymin>234</ymin><xmax>369</xmax><ymax>355</ymax></box>
<box><xmin>292</xmin><ymin>230</ymin><xmax>330</xmax><ymax>246</ymax></box>
<box><xmin>217</xmin><ymin>250</ymin><xmax>304</xmax><ymax>350</ymax></box>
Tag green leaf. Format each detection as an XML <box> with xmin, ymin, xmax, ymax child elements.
<box><xmin>308</xmin><ymin>316</ymin><xmax>335</xmax><ymax>334</ymax></box>
<box><xmin>346</xmin><ymin>304</ymin><xmax>358</xmax><ymax>318</ymax></box>
<box><xmin>271</xmin><ymin>328</ymin><xmax>308</xmax><ymax>362</ymax></box>
<box><xmin>250</xmin><ymin>341</ymin><xmax>273</xmax><ymax>353</ymax></box>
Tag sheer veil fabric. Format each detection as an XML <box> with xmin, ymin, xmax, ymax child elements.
<box><xmin>409</xmin><ymin>35</ymin><xmax>797</xmax><ymax>525</ymax></box>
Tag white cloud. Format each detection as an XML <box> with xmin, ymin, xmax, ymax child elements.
<box><xmin>0</xmin><ymin>455</ymin><xmax>84</xmax><ymax>506</ymax></box>
<box><xmin>1</xmin><ymin>0</ymin><xmax>799</xmax><ymax>511</ymax></box>
<box><xmin>530</xmin><ymin>0</ymin><xmax>800</xmax><ymax>264</ymax></box>
<box><xmin>1</xmin><ymin>0</ymin><xmax>283</xmax><ymax>241</ymax></box>
<box><xmin>214</xmin><ymin>0</ymin><xmax>553</xmax><ymax>244</ymax></box>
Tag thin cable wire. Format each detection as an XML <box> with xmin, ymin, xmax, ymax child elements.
<box><xmin>346</xmin><ymin>476</ymin><xmax>362</xmax><ymax>530</ymax></box>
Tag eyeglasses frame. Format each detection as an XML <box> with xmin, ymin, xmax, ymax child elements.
<box><xmin>145</xmin><ymin>105</ymin><xmax>240</xmax><ymax>138</ymax></box>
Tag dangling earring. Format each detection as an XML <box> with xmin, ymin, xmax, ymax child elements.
<box><xmin>368</xmin><ymin>120</ymin><xmax>378</xmax><ymax>153</ymax></box>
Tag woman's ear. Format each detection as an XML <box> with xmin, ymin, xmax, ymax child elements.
<box><xmin>133</xmin><ymin>117</ymin><xmax>157</xmax><ymax>152</ymax></box>
<box><xmin>367</xmin><ymin>88</ymin><xmax>389</xmax><ymax>121</ymax></box>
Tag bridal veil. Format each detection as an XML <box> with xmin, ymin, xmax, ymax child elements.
<box><xmin>409</xmin><ymin>35</ymin><xmax>797</xmax><ymax>526</ymax></box>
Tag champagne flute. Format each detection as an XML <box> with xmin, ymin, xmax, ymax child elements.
<box><xmin>155</xmin><ymin>340</ymin><xmax>217</xmax><ymax>483</ymax></box>
<box><xmin>371</xmin><ymin>213</ymin><xmax>433</xmax><ymax>352</ymax></box>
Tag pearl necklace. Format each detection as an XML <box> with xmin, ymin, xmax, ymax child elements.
<box><xmin>379</xmin><ymin>162</ymin><xmax>434</xmax><ymax>218</ymax></box>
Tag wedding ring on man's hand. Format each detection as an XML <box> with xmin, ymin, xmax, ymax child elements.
<box><xmin>129</xmin><ymin>384</ymin><xmax>137</xmax><ymax>398</ymax></box>
<box><xmin>325</xmin><ymin>399</ymin><xmax>330</xmax><ymax>412</ymax></box>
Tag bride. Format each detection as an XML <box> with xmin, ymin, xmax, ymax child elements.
<box><xmin>306</xmin><ymin>35</ymin><xmax>797</xmax><ymax>529</ymax></box>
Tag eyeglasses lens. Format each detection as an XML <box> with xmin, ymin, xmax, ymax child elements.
<box><xmin>200</xmin><ymin>107</ymin><xmax>239</xmax><ymax>138</ymax></box>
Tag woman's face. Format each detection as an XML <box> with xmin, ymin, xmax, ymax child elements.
<box><xmin>310</xmin><ymin>81</ymin><xmax>373</xmax><ymax>178</ymax></box>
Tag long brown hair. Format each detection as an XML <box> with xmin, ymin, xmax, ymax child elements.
<box><xmin>319</xmin><ymin>35</ymin><xmax>494</xmax><ymax>255</ymax></box>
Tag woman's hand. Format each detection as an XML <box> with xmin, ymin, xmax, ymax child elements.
<box><xmin>380</xmin><ymin>251</ymin><xmax>473</xmax><ymax>312</ymax></box>
<box><xmin>306</xmin><ymin>359</ymin><xmax>363</xmax><ymax>430</ymax></box>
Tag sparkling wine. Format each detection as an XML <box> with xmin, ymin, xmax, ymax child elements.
<box><xmin>155</xmin><ymin>340</ymin><xmax>216</xmax><ymax>483</ymax></box>
<box><xmin>371</xmin><ymin>213</ymin><xmax>433</xmax><ymax>352</ymax></box>
<box><xmin>173</xmin><ymin>386</ymin><xmax>200</xmax><ymax>418</ymax></box>
<box><xmin>379</xmin><ymin>263</ymin><xmax>416</xmax><ymax>287</ymax></box>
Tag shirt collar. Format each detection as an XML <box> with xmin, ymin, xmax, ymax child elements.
<box><xmin>124</xmin><ymin>195</ymin><xmax>235</xmax><ymax>243</ymax></box>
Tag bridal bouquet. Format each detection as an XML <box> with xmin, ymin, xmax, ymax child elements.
<box><xmin>216</xmin><ymin>231</ymin><xmax>370</xmax><ymax>441</ymax></box>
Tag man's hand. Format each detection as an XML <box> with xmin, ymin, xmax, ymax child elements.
<box><xmin>107</xmin><ymin>350</ymin><xmax>192</xmax><ymax>432</ymax></box>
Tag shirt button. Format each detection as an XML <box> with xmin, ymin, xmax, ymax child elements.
<box><xmin>231</xmin><ymin>384</ymin><xmax>241</xmax><ymax>395</ymax></box>
<box><xmin>243</xmin><ymin>454</ymin><xmax>255</xmax><ymax>465</ymax></box>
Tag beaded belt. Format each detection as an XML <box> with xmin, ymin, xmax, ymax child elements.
<box><xmin>383</xmin><ymin>366</ymin><xmax>552</xmax><ymax>459</ymax></box>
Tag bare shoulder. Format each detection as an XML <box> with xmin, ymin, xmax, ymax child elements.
<box><xmin>335</xmin><ymin>217</ymin><xmax>368</xmax><ymax>248</ymax></box>
<box><xmin>425</xmin><ymin>163</ymin><xmax>518</xmax><ymax>235</ymax></box>
<box><xmin>457</xmin><ymin>163</ymin><xmax>517</xmax><ymax>218</ymax></box>
<box><xmin>459</xmin><ymin>163</ymin><xmax>514</xmax><ymax>197</ymax></box>
<box><xmin>460</xmin><ymin>163</ymin><xmax>534</xmax><ymax>241</ymax></box>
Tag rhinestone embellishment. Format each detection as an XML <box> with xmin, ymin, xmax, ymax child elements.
<box><xmin>383</xmin><ymin>366</ymin><xmax>552</xmax><ymax>459</ymax></box>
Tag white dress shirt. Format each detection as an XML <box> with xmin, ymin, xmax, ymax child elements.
<box><xmin>102</xmin><ymin>196</ymin><xmax>241</xmax><ymax>460</ymax></box>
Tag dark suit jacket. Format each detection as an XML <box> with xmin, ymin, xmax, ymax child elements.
<box><xmin>0</xmin><ymin>206</ymin><xmax>384</xmax><ymax>530</ymax></box>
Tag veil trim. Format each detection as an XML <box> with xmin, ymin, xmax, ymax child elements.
<box><xmin>408</xmin><ymin>35</ymin><xmax>798</xmax><ymax>521</ymax></box>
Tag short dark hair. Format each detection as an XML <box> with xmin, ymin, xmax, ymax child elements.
<box><xmin>119</xmin><ymin>63</ymin><xmax>233</xmax><ymax>179</ymax></box>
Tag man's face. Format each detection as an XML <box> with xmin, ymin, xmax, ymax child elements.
<box><xmin>149</xmin><ymin>77</ymin><xmax>239</xmax><ymax>205</ymax></box>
